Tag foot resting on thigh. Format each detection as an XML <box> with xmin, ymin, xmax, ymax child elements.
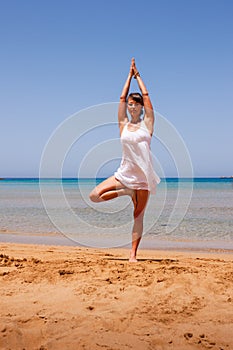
<box><xmin>131</xmin><ymin>190</ymin><xmax>137</xmax><ymax>208</ymax></box>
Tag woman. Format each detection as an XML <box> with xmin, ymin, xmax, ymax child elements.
<box><xmin>89</xmin><ymin>58</ymin><xmax>160</xmax><ymax>261</ymax></box>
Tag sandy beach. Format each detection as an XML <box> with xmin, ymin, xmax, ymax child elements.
<box><xmin>0</xmin><ymin>243</ymin><xmax>232</xmax><ymax>350</ymax></box>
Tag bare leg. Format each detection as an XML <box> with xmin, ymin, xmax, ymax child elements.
<box><xmin>90</xmin><ymin>178</ymin><xmax>149</xmax><ymax>261</ymax></box>
<box><xmin>129</xmin><ymin>190</ymin><xmax>149</xmax><ymax>262</ymax></box>
<box><xmin>89</xmin><ymin>176</ymin><xmax>134</xmax><ymax>202</ymax></box>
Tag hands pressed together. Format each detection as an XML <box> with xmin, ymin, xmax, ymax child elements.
<box><xmin>129</xmin><ymin>58</ymin><xmax>140</xmax><ymax>79</ymax></box>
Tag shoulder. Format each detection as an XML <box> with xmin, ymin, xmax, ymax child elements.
<box><xmin>119</xmin><ymin>119</ymin><xmax>128</xmax><ymax>136</ymax></box>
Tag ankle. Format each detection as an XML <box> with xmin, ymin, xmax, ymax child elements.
<box><xmin>129</xmin><ymin>250</ymin><xmax>136</xmax><ymax>259</ymax></box>
<box><xmin>129</xmin><ymin>251</ymin><xmax>137</xmax><ymax>262</ymax></box>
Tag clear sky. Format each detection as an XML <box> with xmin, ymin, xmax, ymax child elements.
<box><xmin>0</xmin><ymin>0</ymin><xmax>232</xmax><ymax>178</ymax></box>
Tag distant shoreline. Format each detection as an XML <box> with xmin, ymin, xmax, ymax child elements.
<box><xmin>1</xmin><ymin>176</ymin><xmax>233</xmax><ymax>181</ymax></box>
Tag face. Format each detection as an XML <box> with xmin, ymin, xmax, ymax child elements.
<box><xmin>127</xmin><ymin>98</ymin><xmax>143</xmax><ymax>119</ymax></box>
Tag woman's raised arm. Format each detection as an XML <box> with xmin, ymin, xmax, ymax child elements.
<box><xmin>118</xmin><ymin>59</ymin><xmax>134</xmax><ymax>134</ymax></box>
<box><xmin>132</xmin><ymin>59</ymin><xmax>155</xmax><ymax>136</ymax></box>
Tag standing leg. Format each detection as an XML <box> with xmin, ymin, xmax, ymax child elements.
<box><xmin>129</xmin><ymin>190</ymin><xmax>149</xmax><ymax>262</ymax></box>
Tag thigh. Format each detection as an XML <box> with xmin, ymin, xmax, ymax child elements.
<box><xmin>134</xmin><ymin>190</ymin><xmax>149</xmax><ymax>218</ymax></box>
<box><xmin>94</xmin><ymin>176</ymin><xmax>126</xmax><ymax>196</ymax></box>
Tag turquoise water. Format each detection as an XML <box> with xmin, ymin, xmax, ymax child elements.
<box><xmin>0</xmin><ymin>178</ymin><xmax>233</xmax><ymax>248</ymax></box>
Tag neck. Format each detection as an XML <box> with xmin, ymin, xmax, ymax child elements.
<box><xmin>130</xmin><ymin>118</ymin><xmax>141</xmax><ymax>124</ymax></box>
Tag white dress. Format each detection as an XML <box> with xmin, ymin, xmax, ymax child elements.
<box><xmin>114</xmin><ymin>120</ymin><xmax>160</xmax><ymax>194</ymax></box>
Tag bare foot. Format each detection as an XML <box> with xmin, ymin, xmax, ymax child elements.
<box><xmin>129</xmin><ymin>252</ymin><xmax>138</xmax><ymax>262</ymax></box>
<box><xmin>129</xmin><ymin>257</ymin><xmax>138</xmax><ymax>262</ymax></box>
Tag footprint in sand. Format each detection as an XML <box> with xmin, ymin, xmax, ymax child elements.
<box><xmin>184</xmin><ymin>332</ymin><xmax>220</xmax><ymax>349</ymax></box>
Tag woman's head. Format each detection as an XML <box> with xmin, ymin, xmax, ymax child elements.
<box><xmin>127</xmin><ymin>92</ymin><xmax>144</xmax><ymax>119</ymax></box>
<box><xmin>127</xmin><ymin>92</ymin><xmax>144</xmax><ymax>106</ymax></box>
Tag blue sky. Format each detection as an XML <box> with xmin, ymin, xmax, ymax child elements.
<box><xmin>0</xmin><ymin>0</ymin><xmax>232</xmax><ymax>177</ymax></box>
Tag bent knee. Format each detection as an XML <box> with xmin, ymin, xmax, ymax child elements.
<box><xmin>89</xmin><ymin>189</ymin><xmax>100</xmax><ymax>203</ymax></box>
<box><xmin>89</xmin><ymin>191</ymin><xmax>98</xmax><ymax>202</ymax></box>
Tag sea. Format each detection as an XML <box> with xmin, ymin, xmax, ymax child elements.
<box><xmin>0</xmin><ymin>178</ymin><xmax>233</xmax><ymax>250</ymax></box>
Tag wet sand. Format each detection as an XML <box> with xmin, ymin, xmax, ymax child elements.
<box><xmin>0</xmin><ymin>243</ymin><xmax>233</xmax><ymax>350</ymax></box>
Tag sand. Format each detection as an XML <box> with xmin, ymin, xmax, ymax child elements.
<box><xmin>0</xmin><ymin>243</ymin><xmax>232</xmax><ymax>350</ymax></box>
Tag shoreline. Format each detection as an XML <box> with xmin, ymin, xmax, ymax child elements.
<box><xmin>1</xmin><ymin>241</ymin><xmax>233</xmax><ymax>260</ymax></box>
<box><xmin>0</xmin><ymin>231</ymin><xmax>233</xmax><ymax>254</ymax></box>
